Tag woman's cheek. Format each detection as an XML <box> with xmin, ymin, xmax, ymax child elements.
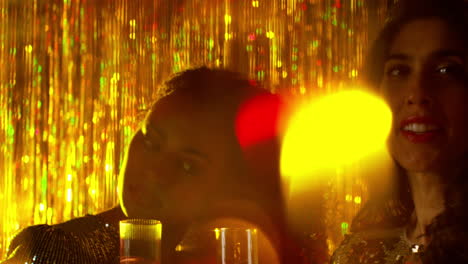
<box><xmin>169</xmin><ymin>184</ymin><xmax>207</xmax><ymax>214</ymax></box>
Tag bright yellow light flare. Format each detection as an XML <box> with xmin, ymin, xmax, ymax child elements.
<box><xmin>281</xmin><ymin>90</ymin><xmax>392</xmax><ymax>188</ymax></box>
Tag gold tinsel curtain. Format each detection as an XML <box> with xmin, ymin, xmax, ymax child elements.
<box><xmin>0</xmin><ymin>0</ymin><xmax>390</xmax><ymax>258</ymax></box>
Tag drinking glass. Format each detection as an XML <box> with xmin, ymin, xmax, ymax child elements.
<box><xmin>215</xmin><ymin>228</ymin><xmax>258</xmax><ymax>264</ymax></box>
<box><xmin>120</xmin><ymin>219</ymin><xmax>162</xmax><ymax>264</ymax></box>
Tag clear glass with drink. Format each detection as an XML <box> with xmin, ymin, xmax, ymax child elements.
<box><xmin>215</xmin><ymin>228</ymin><xmax>258</xmax><ymax>264</ymax></box>
<box><xmin>120</xmin><ymin>219</ymin><xmax>162</xmax><ymax>264</ymax></box>
<box><xmin>174</xmin><ymin>227</ymin><xmax>258</xmax><ymax>264</ymax></box>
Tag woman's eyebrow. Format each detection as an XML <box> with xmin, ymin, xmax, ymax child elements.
<box><xmin>181</xmin><ymin>148</ymin><xmax>210</xmax><ymax>163</ymax></box>
<box><xmin>385</xmin><ymin>53</ymin><xmax>410</xmax><ymax>62</ymax></box>
<box><xmin>145</xmin><ymin>123</ymin><xmax>210</xmax><ymax>162</ymax></box>
<box><xmin>430</xmin><ymin>49</ymin><xmax>465</xmax><ymax>61</ymax></box>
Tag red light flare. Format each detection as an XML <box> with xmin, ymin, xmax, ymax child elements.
<box><xmin>235</xmin><ymin>93</ymin><xmax>285</xmax><ymax>148</ymax></box>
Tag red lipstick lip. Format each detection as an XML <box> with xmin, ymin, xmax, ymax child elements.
<box><xmin>399</xmin><ymin>116</ymin><xmax>442</xmax><ymax>143</ymax></box>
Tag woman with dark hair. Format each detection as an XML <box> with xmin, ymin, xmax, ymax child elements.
<box><xmin>331</xmin><ymin>0</ymin><xmax>468</xmax><ymax>263</ymax></box>
<box><xmin>2</xmin><ymin>67</ymin><xmax>289</xmax><ymax>264</ymax></box>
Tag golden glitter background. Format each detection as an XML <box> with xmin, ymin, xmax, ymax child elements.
<box><xmin>0</xmin><ymin>0</ymin><xmax>391</xmax><ymax>259</ymax></box>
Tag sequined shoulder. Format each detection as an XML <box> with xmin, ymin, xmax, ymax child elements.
<box><xmin>330</xmin><ymin>228</ymin><xmax>412</xmax><ymax>264</ymax></box>
<box><xmin>2</xmin><ymin>215</ymin><xmax>119</xmax><ymax>264</ymax></box>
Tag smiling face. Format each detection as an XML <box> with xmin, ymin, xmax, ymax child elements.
<box><xmin>380</xmin><ymin>18</ymin><xmax>468</xmax><ymax>174</ymax></box>
<box><xmin>119</xmin><ymin>92</ymin><xmax>245</xmax><ymax>224</ymax></box>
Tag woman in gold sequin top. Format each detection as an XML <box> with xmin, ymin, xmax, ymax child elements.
<box><xmin>2</xmin><ymin>68</ymin><xmax>294</xmax><ymax>264</ymax></box>
<box><xmin>331</xmin><ymin>0</ymin><xmax>468</xmax><ymax>263</ymax></box>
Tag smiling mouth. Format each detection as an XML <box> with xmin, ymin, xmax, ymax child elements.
<box><xmin>400</xmin><ymin>122</ymin><xmax>442</xmax><ymax>143</ymax></box>
<box><xmin>402</xmin><ymin>123</ymin><xmax>441</xmax><ymax>133</ymax></box>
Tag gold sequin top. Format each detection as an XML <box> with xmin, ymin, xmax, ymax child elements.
<box><xmin>330</xmin><ymin>228</ymin><xmax>423</xmax><ymax>264</ymax></box>
<box><xmin>1</xmin><ymin>214</ymin><xmax>120</xmax><ymax>264</ymax></box>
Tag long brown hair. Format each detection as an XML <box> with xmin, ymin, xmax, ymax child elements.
<box><xmin>352</xmin><ymin>0</ymin><xmax>468</xmax><ymax>234</ymax></box>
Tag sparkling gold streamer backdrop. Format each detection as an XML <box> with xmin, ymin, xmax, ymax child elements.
<box><xmin>0</xmin><ymin>0</ymin><xmax>390</xmax><ymax>258</ymax></box>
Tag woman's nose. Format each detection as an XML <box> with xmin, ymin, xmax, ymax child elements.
<box><xmin>404</xmin><ymin>75</ymin><xmax>433</xmax><ymax>107</ymax></box>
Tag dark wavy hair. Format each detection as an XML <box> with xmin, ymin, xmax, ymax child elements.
<box><xmin>157</xmin><ymin>67</ymin><xmax>260</xmax><ymax>101</ymax></box>
<box><xmin>352</xmin><ymin>0</ymin><xmax>468</xmax><ymax>262</ymax></box>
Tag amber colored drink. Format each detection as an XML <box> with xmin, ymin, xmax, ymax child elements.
<box><xmin>119</xmin><ymin>219</ymin><xmax>162</xmax><ymax>264</ymax></box>
<box><xmin>120</xmin><ymin>238</ymin><xmax>161</xmax><ymax>264</ymax></box>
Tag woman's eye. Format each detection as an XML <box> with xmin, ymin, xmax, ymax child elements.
<box><xmin>385</xmin><ymin>65</ymin><xmax>410</xmax><ymax>78</ymax></box>
<box><xmin>143</xmin><ymin>138</ymin><xmax>160</xmax><ymax>152</ymax></box>
<box><xmin>182</xmin><ymin>161</ymin><xmax>192</xmax><ymax>172</ymax></box>
<box><xmin>179</xmin><ymin>160</ymin><xmax>198</xmax><ymax>176</ymax></box>
<box><xmin>435</xmin><ymin>64</ymin><xmax>464</xmax><ymax>77</ymax></box>
<box><xmin>141</xmin><ymin>126</ymin><xmax>162</xmax><ymax>152</ymax></box>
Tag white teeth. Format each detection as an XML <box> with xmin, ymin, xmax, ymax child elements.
<box><xmin>403</xmin><ymin>123</ymin><xmax>439</xmax><ymax>133</ymax></box>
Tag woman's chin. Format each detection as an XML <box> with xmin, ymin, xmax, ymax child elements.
<box><xmin>391</xmin><ymin>147</ymin><xmax>443</xmax><ymax>173</ymax></box>
<box><xmin>398</xmin><ymin>158</ymin><xmax>443</xmax><ymax>174</ymax></box>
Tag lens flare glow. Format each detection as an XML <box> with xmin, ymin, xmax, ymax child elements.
<box><xmin>235</xmin><ymin>94</ymin><xmax>284</xmax><ymax>148</ymax></box>
<box><xmin>281</xmin><ymin>90</ymin><xmax>392</xmax><ymax>187</ymax></box>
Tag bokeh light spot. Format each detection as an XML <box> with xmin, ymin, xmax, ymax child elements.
<box><xmin>236</xmin><ymin>94</ymin><xmax>284</xmax><ymax>148</ymax></box>
<box><xmin>281</xmin><ymin>90</ymin><xmax>392</xmax><ymax>186</ymax></box>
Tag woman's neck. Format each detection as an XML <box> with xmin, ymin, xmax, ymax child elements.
<box><xmin>406</xmin><ymin>171</ymin><xmax>446</xmax><ymax>245</ymax></box>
